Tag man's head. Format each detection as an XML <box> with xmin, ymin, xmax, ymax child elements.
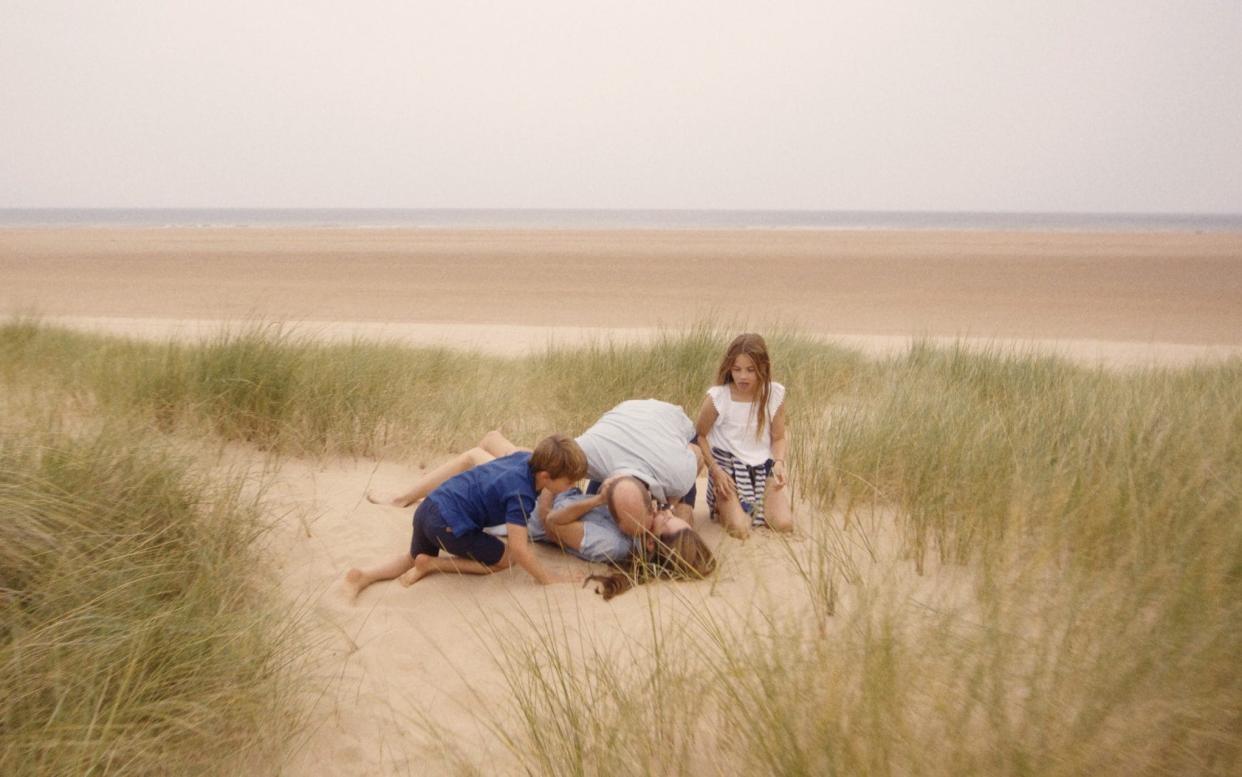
<box><xmin>606</xmin><ymin>476</ymin><xmax>654</xmax><ymax>538</ymax></box>
<box><xmin>530</xmin><ymin>434</ymin><xmax>588</xmax><ymax>495</ymax></box>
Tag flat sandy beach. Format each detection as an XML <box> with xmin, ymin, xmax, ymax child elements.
<box><xmin>3</xmin><ymin>228</ymin><xmax>1241</xmax><ymax>365</ymax></box>
<box><xmin>4</xmin><ymin>228</ymin><xmax>1241</xmax><ymax>774</ymax></box>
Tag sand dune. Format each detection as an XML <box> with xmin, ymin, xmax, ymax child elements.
<box><xmin>5</xmin><ymin>227</ymin><xmax>1239</xmax><ymax>773</ymax></box>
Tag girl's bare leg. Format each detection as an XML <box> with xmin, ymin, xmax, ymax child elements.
<box><xmin>709</xmin><ymin>470</ymin><xmax>750</xmax><ymax>539</ymax></box>
<box><xmin>398</xmin><ymin>552</ymin><xmax>514</xmax><ymax>586</ymax></box>
<box><xmin>343</xmin><ymin>553</ymin><xmax>417</xmax><ymax>602</ymax></box>
<box><xmin>717</xmin><ymin>496</ymin><xmax>752</xmax><ymax>539</ymax></box>
<box><xmin>763</xmin><ymin>486</ymin><xmax>794</xmax><ymax>532</ymax></box>
<box><xmin>368</xmin><ymin>447</ymin><xmax>495</xmax><ymax>507</ymax></box>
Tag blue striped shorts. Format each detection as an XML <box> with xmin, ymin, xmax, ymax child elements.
<box><xmin>706</xmin><ymin>447</ymin><xmax>773</xmax><ymax>526</ymax></box>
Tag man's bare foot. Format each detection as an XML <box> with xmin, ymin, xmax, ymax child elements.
<box><xmin>343</xmin><ymin>568</ymin><xmax>369</xmax><ymax>603</ymax></box>
<box><xmin>398</xmin><ymin>554</ymin><xmax>435</xmax><ymax>587</ymax></box>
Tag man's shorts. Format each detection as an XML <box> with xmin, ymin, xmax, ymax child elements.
<box><xmin>527</xmin><ymin>490</ymin><xmax>636</xmax><ymax>564</ymax></box>
<box><xmin>410</xmin><ymin>498</ymin><xmax>506</xmax><ymax>567</ymax></box>
<box><xmin>585</xmin><ymin>479</ymin><xmax>698</xmax><ymax>509</ymax></box>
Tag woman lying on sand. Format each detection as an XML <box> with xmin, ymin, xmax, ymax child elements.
<box><xmin>357</xmin><ymin>431</ymin><xmax>715</xmax><ymax>599</ymax></box>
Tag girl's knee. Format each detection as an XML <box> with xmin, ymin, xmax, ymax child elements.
<box><xmin>767</xmin><ymin>515</ymin><xmax>794</xmax><ymax>533</ymax></box>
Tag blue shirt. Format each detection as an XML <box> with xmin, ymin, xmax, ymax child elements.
<box><xmin>426</xmin><ymin>452</ymin><xmax>539</xmax><ymax>535</ymax></box>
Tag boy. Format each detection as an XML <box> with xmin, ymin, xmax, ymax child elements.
<box><xmin>344</xmin><ymin>434</ymin><xmax>587</xmax><ymax>601</ymax></box>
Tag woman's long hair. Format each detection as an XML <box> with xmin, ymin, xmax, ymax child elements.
<box><xmin>585</xmin><ymin>528</ymin><xmax>716</xmax><ymax>600</ymax></box>
<box><xmin>714</xmin><ymin>332</ymin><xmax>773</xmax><ymax>439</ymax></box>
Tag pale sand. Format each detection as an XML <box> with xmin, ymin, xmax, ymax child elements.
<box><xmin>3</xmin><ymin>228</ymin><xmax>1242</xmax><ymax>366</ymax></box>
<box><xmin>5</xmin><ymin>228</ymin><xmax>1240</xmax><ymax>773</ymax></box>
<box><xmin>261</xmin><ymin>454</ymin><xmax>946</xmax><ymax>775</ymax></box>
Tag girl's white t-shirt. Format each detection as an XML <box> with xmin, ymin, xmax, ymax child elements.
<box><xmin>706</xmin><ymin>382</ymin><xmax>786</xmax><ymax>466</ymax></box>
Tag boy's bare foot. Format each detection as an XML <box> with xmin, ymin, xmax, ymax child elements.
<box><xmin>343</xmin><ymin>568</ymin><xmax>368</xmax><ymax>603</ymax></box>
<box><xmin>398</xmin><ymin>554</ymin><xmax>435</xmax><ymax>587</ymax></box>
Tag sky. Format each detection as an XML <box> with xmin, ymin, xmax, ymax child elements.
<box><xmin>2</xmin><ymin>1</ymin><xmax>1240</xmax><ymax>212</ymax></box>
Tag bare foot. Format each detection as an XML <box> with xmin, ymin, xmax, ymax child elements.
<box><xmin>398</xmin><ymin>554</ymin><xmax>435</xmax><ymax>587</ymax></box>
<box><xmin>365</xmin><ymin>490</ymin><xmax>409</xmax><ymax>508</ymax></box>
<box><xmin>343</xmin><ymin>568</ymin><xmax>368</xmax><ymax>603</ymax></box>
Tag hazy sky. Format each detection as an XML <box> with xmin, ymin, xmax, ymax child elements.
<box><xmin>3</xmin><ymin>1</ymin><xmax>1240</xmax><ymax>212</ymax></box>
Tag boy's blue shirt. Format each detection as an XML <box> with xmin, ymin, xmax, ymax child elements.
<box><xmin>426</xmin><ymin>451</ymin><xmax>538</xmax><ymax>535</ymax></box>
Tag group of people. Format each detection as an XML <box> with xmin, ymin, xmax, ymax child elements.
<box><xmin>344</xmin><ymin>333</ymin><xmax>791</xmax><ymax>601</ymax></box>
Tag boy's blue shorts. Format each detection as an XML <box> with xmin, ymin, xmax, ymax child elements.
<box><xmin>410</xmin><ymin>499</ymin><xmax>506</xmax><ymax>567</ymax></box>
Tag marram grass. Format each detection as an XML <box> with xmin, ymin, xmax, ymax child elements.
<box><xmin>1</xmin><ymin>318</ymin><xmax>1239</xmax><ymax>776</ymax></box>
<box><xmin>0</xmin><ymin>422</ymin><xmax>300</xmax><ymax>776</ymax></box>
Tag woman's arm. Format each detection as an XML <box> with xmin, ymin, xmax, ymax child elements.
<box><xmin>546</xmin><ymin>491</ymin><xmax>607</xmax><ymax>526</ymax></box>
<box><xmin>770</xmin><ymin>402</ymin><xmax>789</xmax><ymax>489</ymax></box>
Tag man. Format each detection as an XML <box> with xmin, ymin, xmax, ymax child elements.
<box><xmin>478</xmin><ymin>399</ymin><xmax>704</xmax><ymax>554</ymax></box>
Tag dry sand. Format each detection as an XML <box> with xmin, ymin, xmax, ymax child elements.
<box><xmin>3</xmin><ymin>228</ymin><xmax>1241</xmax><ymax>365</ymax></box>
<box><xmin>5</xmin><ymin>227</ymin><xmax>1240</xmax><ymax>773</ymax></box>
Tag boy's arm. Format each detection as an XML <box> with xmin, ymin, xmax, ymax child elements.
<box><xmin>505</xmin><ymin>523</ymin><xmax>579</xmax><ymax>585</ymax></box>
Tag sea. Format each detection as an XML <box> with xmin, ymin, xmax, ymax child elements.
<box><xmin>1</xmin><ymin>208</ymin><xmax>1239</xmax><ymax>231</ymax></box>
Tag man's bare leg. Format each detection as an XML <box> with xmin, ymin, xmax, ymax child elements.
<box><xmin>343</xmin><ymin>553</ymin><xmax>417</xmax><ymax>602</ymax></box>
<box><xmin>367</xmin><ymin>447</ymin><xmax>495</xmax><ymax>507</ymax></box>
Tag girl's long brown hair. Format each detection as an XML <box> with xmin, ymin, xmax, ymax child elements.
<box><xmin>714</xmin><ymin>333</ymin><xmax>773</xmax><ymax>439</ymax></box>
<box><xmin>585</xmin><ymin>529</ymin><xmax>716</xmax><ymax>600</ymax></box>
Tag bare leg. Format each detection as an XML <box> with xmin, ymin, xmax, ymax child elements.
<box><xmin>343</xmin><ymin>553</ymin><xmax>417</xmax><ymax>603</ymax></box>
<box><xmin>398</xmin><ymin>552</ymin><xmax>514</xmax><ymax>586</ymax></box>
<box><xmin>368</xmin><ymin>447</ymin><xmax>495</xmax><ymax>507</ymax></box>
<box><xmin>478</xmin><ymin>430</ymin><xmax>525</xmax><ymax>458</ymax></box>
<box><xmin>716</xmin><ymin>494</ymin><xmax>752</xmax><ymax>539</ymax></box>
<box><xmin>764</xmin><ymin>486</ymin><xmax>794</xmax><ymax>532</ymax></box>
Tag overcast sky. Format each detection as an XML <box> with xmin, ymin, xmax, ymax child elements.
<box><xmin>2</xmin><ymin>1</ymin><xmax>1240</xmax><ymax>212</ymax></box>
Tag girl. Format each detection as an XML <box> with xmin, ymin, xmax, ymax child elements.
<box><xmin>695</xmin><ymin>333</ymin><xmax>792</xmax><ymax>538</ymax></box>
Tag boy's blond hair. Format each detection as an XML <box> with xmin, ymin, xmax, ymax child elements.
<box><xmin>529</xmin><ymin>434</ymin><xmax>588</xmax><ymax>481</ymax></box>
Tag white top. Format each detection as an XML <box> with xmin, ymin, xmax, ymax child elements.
<box><xmin>576</xmin><ymin>399</ymin><xmax>698</xmax><ymax>503</ymax></box>
<box><xmin>706</xmin><ymin>382</ymin><xmax>786</xmax><ymax>466</ymax></box>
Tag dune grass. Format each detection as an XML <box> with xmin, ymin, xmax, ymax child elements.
<box><xmin>0</xmin><ymin>417</ymin><xmax>301</xmax><ymax>776</ymax></box>
<box><xmin>1</xmin><ymin>317</ymin><xmax>1239</xmax><ymax>775</ymax></box>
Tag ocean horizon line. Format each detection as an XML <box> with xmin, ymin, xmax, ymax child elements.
<box><xmin>2</xmin><ymin>207</ymin><xmax>1240</xmax><ymax>232</ymax></box>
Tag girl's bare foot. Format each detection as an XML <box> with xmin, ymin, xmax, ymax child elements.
<box><xmin>398</xmin><ymin>554</ymin><xmax>435</xmax><ymax>587</ymax></box>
